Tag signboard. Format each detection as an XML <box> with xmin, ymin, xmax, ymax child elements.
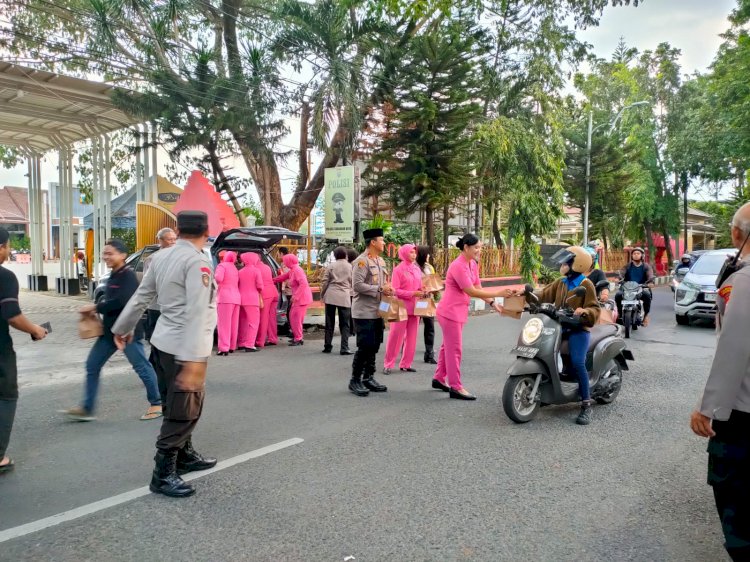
<box><xmin>324</xmin><ymin>166</ymin><xmax>355</xmax><ymax>242</ymax></box>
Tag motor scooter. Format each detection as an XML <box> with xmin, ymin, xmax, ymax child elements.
<box><xmin>619</xmin><ymin>281</ymin><xmax>649</xmax><ymax>338</ymax></box>
<box><xmin>502</xmin><ymin>285</ymin><xmax>634</xmax><ymax>424</ymax></box>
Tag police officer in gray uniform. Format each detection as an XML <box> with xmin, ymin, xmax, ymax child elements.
<box><xmin>690</xmin><ymin>202</ymin><xmax>750</xmax><ymax>560</ymax></box>
<box><xmin>349</xmin><ymin>228</ymin><xmax>393</xmax><ymax>397</ymax></box>
<box><xmin>114</xmin><ymin>211</ymin><xmax>217</xmax><ymax>498</ymax></box>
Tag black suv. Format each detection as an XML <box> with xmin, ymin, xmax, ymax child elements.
<box><xmin>93</xmin><ymin>226</ymin><xmax>306</xmax><ymax>330</ymax></box>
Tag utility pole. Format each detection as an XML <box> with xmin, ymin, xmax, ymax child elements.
<box><xmin>583</xmin><ymin>110</ymin><xmax>593</xmax><ymax>246</ymax></box>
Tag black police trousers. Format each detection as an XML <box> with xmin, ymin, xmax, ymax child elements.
<box><xmin>151</xmin><ymin>347</ymin><xmax>205</xmax><ymax>453</ymax></box>
<box><xmin>0</xmin><ymin>349</ymin><xmax>18</xmax><ymax>460</ymax></box>
<box><xmin>351</xmin><ymin>318</ymin><xmax>384</xmax><ymax>381</ymax></box>
<box><xmin>707</xmin><ymin>410</ymin><xmax>750</xmax><ymax>561</ymax></box>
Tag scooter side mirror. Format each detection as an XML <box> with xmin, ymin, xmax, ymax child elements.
<box><xmin>524</xmin><ymin>284</ymin><xmax>538</xmax><ymax>302</ymax></box>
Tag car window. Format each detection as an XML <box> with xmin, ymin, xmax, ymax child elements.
<box><xmin>692</xmin><ymin>253</ymin><xmax>729</xmax><ymax>275</ymax></box>
<box><xmin>134</xmin><ymin>248</ymin><xmax>158</xmax><ymax>273</ymax></box>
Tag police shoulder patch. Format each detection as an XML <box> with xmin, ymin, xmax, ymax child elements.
<box><xmin>719</xmin><ymin>285</ymin><xmax>732</xmax><ymax>304</ymax></box>
<box><xmin>357</xmin><ymin>260</ymin><xmax>366</xmax><ymax>268</ymax></box>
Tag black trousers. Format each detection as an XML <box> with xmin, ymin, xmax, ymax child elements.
<box><xmin>144</xmin><ymin>309</ymin><xmax>161</xmax><ymax>341</ymax></box>
<box><xmin>352</xmin><ymin>318</ymin><xmax>384</xmax><ymax>381</ymax></box>
<box><xmin>708</xmin><ymin>410</ymin><xmax>750</xmax><ymax>561</ymax></box>
<box><xmin>615</xmin><ymin>289</ymin><xmax>652</xmax><ymax>318</ymax></box>
<box><xmin>423</xmin><ymin>316</ymin><xmax>435</xmax><ymax>352</ymax></box>
<box><xmin>0</xmin><ymin>349</ymin><xmax>18</xmax><ymax>459</ymax></box>
<box><xmin>151</xmin><ymin>347</ymin><xmax>205</xmax><ymax>453</ymax></box>
<box><xmin>324</xmin><ymin>304</ymin><xmax>351</xmax><ymax>351</ymax></box>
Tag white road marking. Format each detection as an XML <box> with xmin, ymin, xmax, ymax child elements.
<box><xmin>0</xmin><ymin>437</ymin><xmax>304</xmax><ymax>544</ymax></box>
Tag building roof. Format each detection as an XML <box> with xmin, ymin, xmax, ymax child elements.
<box><xmin>0</xmin><ymin>62</ymin><xmax>139</xmax><ymax>155</ymax></box>
<box><xmin>0</xmin><ymin>186</ymin><xmax>30</xmax><ymax>223</ymax></box>
<box><xmin>83</xmin><ymin>186</ymin><xmax>137</xmax><ymax>230</ymax></box>
<box><xmin>687</xmin><ymin>206</ymin><xmax>712</xmax><ymax>218</ymax></box>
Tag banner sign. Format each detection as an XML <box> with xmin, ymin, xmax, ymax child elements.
<box><xmin>324</xmin><ymin>166</ymin><xmax>355</xmax><ymax>242</ymax></box>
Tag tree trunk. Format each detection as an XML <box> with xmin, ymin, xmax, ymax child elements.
<box><xmin>644</xmin><ymin>221</ymin><xmax>655</xmax><ymax>265</ymax></box>
<box><xmin>425</xmin><ymin>205</ymin><xmax>435</xmax><ymax>258</ymax></box>
<box><xmin>442</xmin><ymin>204</ymin><xmax>450</xmax><ymax>272</ymax></box>
<box><xmin>207</xmin><ymin>141</ymin><xmax>247</xmax><ymax>227</ymax></box>
<box><xmin>681</xmin><ymin>171</ymin><xmax>688</xmax><ymax>254</ymax></box>
<box><xmin>663</xmin><ymin>225</ymin><xmax>673</xmax><ymax>272</ymax></box>
<box><xmin>491</xmin><ymin>203</ymin><xmax>503</xmax><ymax>248</ymax></box>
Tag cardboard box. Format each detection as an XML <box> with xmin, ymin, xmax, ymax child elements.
<box><xmin>500</xmin><ymin>295</ymin><xmax>526</xmax><ymax>320</ymax></box>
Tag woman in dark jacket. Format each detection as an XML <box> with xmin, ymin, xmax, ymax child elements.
<box><xmin>64</xmin><ymin>239</ymin><xmax>162</xmax><ymax>421</ymax></box>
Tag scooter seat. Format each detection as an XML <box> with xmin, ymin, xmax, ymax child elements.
<box><xmin>560</xmin><ymin>324</ymin><xmax>619</xmax><ymax>355</ymax></box>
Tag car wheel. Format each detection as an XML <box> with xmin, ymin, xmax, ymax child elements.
<box><xmin>675</xmin><ymin>314</ymin><xmax>689</xmax><ymax>326</ymax></box>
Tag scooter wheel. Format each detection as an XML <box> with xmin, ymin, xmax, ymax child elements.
<box><xmin>502</xmin><ymin>375</ymin><xmax>541</xmax><ymax>423</ymax></box>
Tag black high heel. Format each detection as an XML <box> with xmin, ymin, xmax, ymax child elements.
<box><xmin>400</xmin><ymin>367</ymin><xmax>417</xmax><ymax>373</ymax></box>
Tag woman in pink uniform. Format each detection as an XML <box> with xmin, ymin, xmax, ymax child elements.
<box><xmin>272</xmin><ymin>254</ymin><xmax>312</xmax><ymax>346</ymax></box>
<box><xmin>238</xmin><ymin>252</ymin><xmax>264</xmax><ymax>352</ymax></box>
<box><xmin>383</xmin><ymin>244</ymin><xmax>426</xmax><ymax>374</ymax></box>
<box><xmin>433</xmin><ymin>233</ymin><xmax>511</xmax><ymax>400</ymax></box>
<box><xmin>256</xmin><ymin>258</ymin><xmax>280</xmax><ymax>348</ymax></box>
<box><xmin>215</xmin><ymin>251</ymin><xmax>241</xmax><ymax>356</ymax></box>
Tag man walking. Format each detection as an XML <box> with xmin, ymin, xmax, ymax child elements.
<box><xmin>0</xmin><ymin>227</ymin><xmax>48</xmax><ymax>473</ymax></box>
<box><xmin>690</xmin><ymin>202</ymin><xmax>750</xmax><ymax>561</ymax></box>
<box><xmin>321</xmin><ymin>246</ymin><xmax>353</xmax><ymax>355</ymax></box>
<box><xmin>113</xmin><ymin>211</ymin><xmax>217</xmax><ymax>498</ymax></box>
<box><xmin>144</xmin><ymin>227</ymin><xmax>177</xmax><ymax>341</ymax></box>
<box><xmin>349</xmin><ymin>228</ymin><xmax>392</xmax><ymax>397</ymax></box>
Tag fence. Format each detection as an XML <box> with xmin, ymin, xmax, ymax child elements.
<box><xmin>433</xmin><ymin>247</ymin><xmax>522</xmax><ymax>278</ymax></box>
<box><xmin>601</xmin><ymin>250</ymin><xmax>628</xmax><ymax>273</ymax></box>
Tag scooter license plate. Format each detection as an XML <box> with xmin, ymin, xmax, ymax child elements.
<box><xmin>622</xmin><ymin>300</ymin><xmax>638</xmax><ymax>305</ymax></box>
<box><xmin>512</xmin><ymin>345</ymin><xmax>539</xmax><ymax>359</ymax></box>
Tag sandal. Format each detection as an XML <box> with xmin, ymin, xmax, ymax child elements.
<box><xmin>0</xmin><ymin>457</ymin><xmax>15</xmax><ymax>474</ymax></box>
<box><xmin>140</xmin><ymin>408</ymin><xmax>163</xmax><ymax>421</ymax></box>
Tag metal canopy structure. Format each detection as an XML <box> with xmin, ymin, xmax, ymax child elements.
<box><xmin>0</xmin><ymin>62</ymin><xmax>156</xmax><ymax>294</ymax></box>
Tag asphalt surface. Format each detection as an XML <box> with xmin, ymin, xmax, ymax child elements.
<box><xmin>0</xmin><ymin>287</ymin><xmax>727</xmax><ymax>561</ymax></box>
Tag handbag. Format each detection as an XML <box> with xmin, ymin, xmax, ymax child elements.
<box><xmin>413</xmin><ymin>298</ymin><xmax>436</xmax><ymax>318</ymax></box>
<box><xmin>78</xmin><ymin>311</ymin><xmax>103</xmax><ymax>339</ymax></box>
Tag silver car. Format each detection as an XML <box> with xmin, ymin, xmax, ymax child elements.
<box><xmin>674</xmin><ymin>249</ymin><xmax>734</xmax><ymax>326</ymax></box>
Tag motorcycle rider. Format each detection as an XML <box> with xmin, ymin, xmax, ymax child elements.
<box><xmin>615</xmin><ymin>247</ymin><xmax>655</xmax><ymax>326</ymax></box>
<box><xmin>520</xmin><ymin>246</ymin><xmax>601</xmax><ymax>425</ymax></box>
<box><xmin>586</xmin><ymin>246</ymin><xmax>607</xmax><ymax>286</ymax></box>
<box><xmin>674</xmin><ymin>253</ymin><xmax>693</xmax><ymax>275</ymax></box>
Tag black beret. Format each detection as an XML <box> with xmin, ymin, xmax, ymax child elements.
<box><xmin>177</xmin><ymin>211</ymin><xmax>209</xmax><ymax>235</ymax></box>
<box><xmin>363</xmin><ymin>228</ymin><xmax>383</xmax><ymax>240</ymax></box>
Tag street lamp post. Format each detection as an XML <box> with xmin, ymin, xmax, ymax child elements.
<box><xmin>583</xmin><ymin>101</ymin><xmax>650</xmax><ymax>246</ymax></box>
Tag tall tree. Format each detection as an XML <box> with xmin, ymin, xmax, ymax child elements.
<box><xmin>364</xmin><ymin>17</ymin><xmax>486</xmax><ymax>255</ymax></box>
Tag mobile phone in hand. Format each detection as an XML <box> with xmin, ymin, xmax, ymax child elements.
<box><xmin>32</xmin><ymin>321</ymin><xmax>51</xmax><ymax>340</ymax></box>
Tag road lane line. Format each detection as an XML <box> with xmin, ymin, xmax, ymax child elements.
<box><xmin>0</xmin><ymin>437</ymin><xmax>304</xmax><ymax>544</ymax></box>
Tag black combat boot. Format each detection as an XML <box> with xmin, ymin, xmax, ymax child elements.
<box><xmin>177</xmin><ymin>439</ymin><xmax>218</xmax><ymax>474</ymax></box>
<box><xmin>362</xmin><ymin>353</ymin><xmax>387</xmax><ymax>392</ymax></box>
<box><xmin>349</xmin><ymin>351</ymin><xmax>369</xmax><ymax>397</ymax></box>
<box><xmin>576</xmin><ymin>400</ymin><xmax>593</xmax><ymax>425</ymax></box>
<box><xmin>424</xmin><ymin>348</ymin><xmax>437</xmax><ymax>364</ymax></box>
<box><xmin>150</xmin><ymin>451</ymin><xmax>196</xmax><ymax>498</ymax></box>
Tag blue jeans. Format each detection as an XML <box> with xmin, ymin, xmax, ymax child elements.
<box><xmin>566</xmin><ymin>329</ymin><xmax>591</xmax><ymax>401</ymax></box>
<box><xmin>83</xmin><ymin>334</ymin><xmax>161</xmax><ymax>414</ymax></box>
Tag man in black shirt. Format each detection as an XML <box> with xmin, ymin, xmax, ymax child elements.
<box><xmin>63</xmin><ymin>239</ymin><xmax>162</xmax><ymax>421</ymax></box>
<box><xmin>616</xmin><ymin>247</ymin><xmax>656</xmax><ymax>325</ymax></box>
<box><xmin>0</xmin><ymin>227</ymin><xmax>47</xmax><ymax>474</ymax></box>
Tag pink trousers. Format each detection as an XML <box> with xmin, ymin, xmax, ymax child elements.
<box><xmin>257</xmin><ymin>297</ymin><xmax>279</xmax><ymax>347</ymax></box>
<box><xmin>384</xmin><ymin>315</ymin><xmax>419</xmax><ymax>369</ymax></box>
<box><xmin>289</xmin><ymin>303</ymin><xmax>308</xmax><ymax>342</ymax></box>
<box><xmin>217</xmin><ymin>303</ymin><xmax>240</xmax><ymax>352</ymax></box>
<box><xmin>433</xmin><ymin>314</ymin><xmax>465</xmax><ymax>390</ymax></box>
<box><xmin>238</xmin><ymin>305</ymin><xmax>261</xmax><ymax>349</ymax></box>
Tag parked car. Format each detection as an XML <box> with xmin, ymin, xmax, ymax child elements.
<box><xmin>93</xmin><ymin>226</ymin><xmax>305</xmax><ymax>331</ymax></box>
<box><xmin>674</xmin><ymin>248</ymin><xmax>735</xmax><ymax>326</ymax></box>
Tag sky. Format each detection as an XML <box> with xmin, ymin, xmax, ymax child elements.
<box><xmin>0</xmin><ymin>0</ymin><xmax>738</xmax><ymax>202</ymax></box>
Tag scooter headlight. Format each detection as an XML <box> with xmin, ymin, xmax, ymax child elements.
<box><xmin>521</xmin><ymin>317</ymin><xmax>544</xmax><ymax>345</ymax></box>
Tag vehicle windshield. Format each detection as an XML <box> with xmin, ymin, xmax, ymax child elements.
<box><xmin>691</xmin><ymin>253</ymin><xmax>729</xmax><ymax>275</ymax></box>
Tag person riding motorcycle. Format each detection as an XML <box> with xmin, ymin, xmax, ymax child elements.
<box><xmin>674</xmin><ymin>253</ymin><xmax>693</xmax><ymax>275</ymax></box>
<box><xmin>616</xmin><ymin>247</ymin><xmax>655</xmax><ymax>326</ymax></box>
<box><xmin>585</xmin><ymin>246</ymin><xmax>607</xmax><ymax>286</ymax></box>
<box><xmin>520</xmin><ymin>246</ymin><xmax>601</xmax><ymax>425</ymax></box>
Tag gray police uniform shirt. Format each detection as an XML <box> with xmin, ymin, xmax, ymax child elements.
<box><xmin>112</xmin><ymin>239</ymin><xmax>217</xmax><ymax>362</ymax></box>
<box><xmin>351</xmin><ymin>252</ymin><xmax>387</xmax><ymax>320</ymax></box>
<box><xmin>143</xmin><ymin>252</ymin><xmax>161</xmax><ymax>312</ymax></box>
<box><xmin>700</xmin><ymin>260</ymin><xmax>750</xmax><ymax>420</ymax></box>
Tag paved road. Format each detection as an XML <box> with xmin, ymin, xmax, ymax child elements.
<box><xmin>0</xmin><ymin>288</ymin><xmax>727</xmax><ymax>561</ymax></box>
